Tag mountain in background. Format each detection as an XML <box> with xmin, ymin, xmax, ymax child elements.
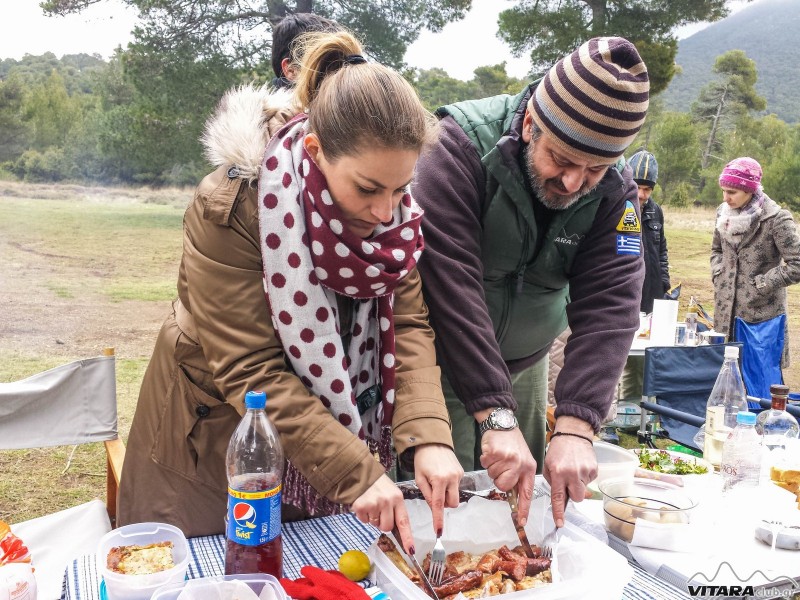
<box><xmin>662</xmin><ymin>0</ymin><xmax>800</xmax><ymax>123</ymax></box>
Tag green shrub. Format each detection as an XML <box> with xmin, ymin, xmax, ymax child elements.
<box><xmin>11</xmin><ymin>148</ymin><xmax>68</xmax><ymax>182</ymax></box>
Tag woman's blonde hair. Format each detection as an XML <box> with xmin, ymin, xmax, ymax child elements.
<box><xmin>292</xmin><ymin>30</ymin><xmax>439</xmax><ymax>161</ymax></box>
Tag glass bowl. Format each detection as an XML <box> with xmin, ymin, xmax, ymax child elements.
<box><xmin>598</xmin><ymin>477</ymin><xmax>698</xmax><ymax>542</ymax></box>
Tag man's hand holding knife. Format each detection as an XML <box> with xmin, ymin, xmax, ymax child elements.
<box><xmin>476</xmin><ymin>407</ymin><xmax>536</xmax><ymax>526</ymax></box>
<box><xmin>477</xmin><ymin>408</ymin><xmax>598</xmax><ymax>529</ymax></box>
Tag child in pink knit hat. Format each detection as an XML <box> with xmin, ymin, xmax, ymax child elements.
<box><xmin>718</xmin><ymin>156</ymin><xmax>762</xmax><ymax>194</ymax></box>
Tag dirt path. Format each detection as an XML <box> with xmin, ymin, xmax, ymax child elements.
<box><xmin>0</xmin><ymin>236</ymin><xmax>166</xmax><ymax>361</ymax></box>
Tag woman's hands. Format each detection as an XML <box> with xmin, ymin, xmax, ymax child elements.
<box><xmin>351</xmin><ymin>444</ymin><xmax>462</xmax><ymax>555</ymax></box>
<box><xmin>352</xmin><ymin>475</ymin><xmax>413</xmax><ymax>551</ymax></box>
<box><xmin>414</xmin><ymin>443</ymin><xmax>463</xmax><ymax>537</ymax></box>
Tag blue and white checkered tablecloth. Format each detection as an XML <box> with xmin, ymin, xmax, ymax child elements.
<box><xmin>63</xmin><ymin>512</ymin><xmax>689</xmax><ymax>600</ymax></box>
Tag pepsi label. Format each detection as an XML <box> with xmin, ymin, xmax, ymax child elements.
<box><xmin>226</xmin><ymin>484</ymin><xmax>282</xmax><ymax>546</ymax></box>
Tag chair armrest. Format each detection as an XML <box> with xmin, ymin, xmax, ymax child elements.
<box><xmin>640</xmin><ymin>401</ymin><xmax>705</xmax><ymax>428</ymax></box>
<box><xmin>105</xmin><ymin>437</ymin><xmax>125</xmax><ymax>484</ymax></box>
<box><xmin>104</xmin><ymin>437</ymin><xmax>126</xmax><ymax>527</ymax></box>
<box><xmin>546</xmin><ymin>405</ymin><xmax>556</xmax><ymax>443</ymax></box>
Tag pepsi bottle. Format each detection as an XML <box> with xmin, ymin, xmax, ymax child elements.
<box><xmin>224</xmin><ymin>390</ymin><xmax>284</xmax><ymax>576</ymax></box>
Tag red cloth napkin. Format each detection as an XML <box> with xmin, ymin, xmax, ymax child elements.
<box><xmin>280</xmin><ymin>566</ymin><xmax>370</xmax><ymax>600</ymax></box>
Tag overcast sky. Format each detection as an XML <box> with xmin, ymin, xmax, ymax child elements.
<box><xmin>0</xmin><ymin>0</ymin><xmax>760</xmax><ymax>81</ymax></box>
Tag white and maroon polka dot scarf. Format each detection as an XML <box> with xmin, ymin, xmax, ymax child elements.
<box><xmin>258</xmin><ymin>114</ymin><xmax>424</xmax><ymax>514</ymax></box>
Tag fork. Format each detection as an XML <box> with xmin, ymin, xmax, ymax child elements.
<box><xmin>427</xmin><ymin>534</ymin><xmax>446</xmax><ymax>586</ymax></box>
<box><xmin>541</xmin><ymin>523</ymin><xmax>561</xmax><ymax>582</ymax></box>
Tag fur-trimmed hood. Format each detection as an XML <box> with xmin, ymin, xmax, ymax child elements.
<box><xmin>201</xmin><ymin>84</ymin><xmax>299</xmax><ymax>183</ymax></box>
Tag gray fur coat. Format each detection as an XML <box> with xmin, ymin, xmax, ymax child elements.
<box><xmin>711</xmin><ymin>193</ymin><xmax>800</xmax><ymax>366</ymax></box>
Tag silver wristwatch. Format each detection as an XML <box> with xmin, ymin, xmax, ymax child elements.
<box><xmin>478</xmin><ymin>408</ymin><xmax>518</xmax><ymax>436</ymax></box>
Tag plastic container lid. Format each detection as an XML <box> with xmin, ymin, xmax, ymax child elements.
<box><xmin>245</xmin><ymin>390</ymin><xmax>267</xmax><ymax>409</ymax></box>
<box><xmin>736</xmin><ymin>411</ymin><xmax>757</xmax><ymax>425</ymax></box>
<box><xmin>151</xmin><ymin>574</ymin><xmax>287</xmax><ymax>600</ymax></box>
<box><xmin>724</xmin><ymin>345</ymin><xmax>740</xmax><ymax>359</ymax></box>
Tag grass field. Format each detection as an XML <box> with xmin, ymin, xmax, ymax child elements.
<box><xmin>1</xmin><ymin>181</ymin><xmax>798</xmax><ymax>523</ymax></box>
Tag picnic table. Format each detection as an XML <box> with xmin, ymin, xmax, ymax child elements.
<box><xmin>63</xmin><ymin>492</ymin><xmax>692</xmax><ymax>600</ymax></box>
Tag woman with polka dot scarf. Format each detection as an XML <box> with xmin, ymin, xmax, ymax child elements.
<box><xmin>118</xmin><ymin>30</ymin><xmax>463</xmax><ymax>551</ymax></box>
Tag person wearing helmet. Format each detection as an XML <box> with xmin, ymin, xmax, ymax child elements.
<box><xmin>620</xmin><ymin>150</ymin><xmax>671</xmax><ymax>400</ymax></box>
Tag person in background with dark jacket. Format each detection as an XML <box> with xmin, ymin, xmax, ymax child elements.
<box><xmin>270</xmin><ymin>13</ymin><xmax>340</xmax><ymax>89</ymax></box>
<box><xmin>413</xmin><ymin>37</ymin><xmax>649</xmax><ymax>526</ymax></box>
<box><xmin>620</xmin><ymin>150</ymin><xmax>670</xmax><ymax>400</ymax></box>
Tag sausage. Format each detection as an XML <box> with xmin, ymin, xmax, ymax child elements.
<box><xmin>526</xmin><ymin>557</ymin><xmax>552</xmax><ymax>576</ymax></box>
<box><xmin>433</xmin><ymin>569</ymin><xmax>484</xmax><ymax>597</ymax></box>
<box><xmin>497</xmin><ymin>560</ymin><xmax>527</xmax><ymax>581</ymax></box>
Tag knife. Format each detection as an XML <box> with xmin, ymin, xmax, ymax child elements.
<box><xmin>391</xmin><ymin>526</ymin><xmax>440</xmax><ymax>599</ymax></box>
<box><xmin>507</xmin><ymin>487</ymin><xmax>536</xmax><ymax>558</ymax></box>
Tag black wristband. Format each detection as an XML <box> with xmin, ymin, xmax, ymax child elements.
<box><xmin>550</xmin><ymin>431</ymin><xmax>594</xmax><ymax>445</ymax></box>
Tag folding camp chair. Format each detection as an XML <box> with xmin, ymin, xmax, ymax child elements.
<box><xmin>734</xmin><ymin>314</ymin><xmax>786</xmax><ymax>402</ymax></box>
<box><xmin>637</xmin><ymin>343</ymin><xmax>743</xmax><ymax>452</ymax></box>
<box><xmin>0</xmin><ymin>348</ymin><xmax>124</xmax><ymax>599</ymax></box>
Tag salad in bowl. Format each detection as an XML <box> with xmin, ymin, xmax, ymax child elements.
<box><xmin>632</xmin><ymin>447</ymin><xmax>714</xmax><ymax>486</ymax></box>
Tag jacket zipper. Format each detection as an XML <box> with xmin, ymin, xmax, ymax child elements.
<box><xmin>497</xmin><ymin>226</ymin><xmax>531</xmax><ymax>346</ymax></box>
<box><xmin>514</xmin><ymin>225</ymin><xmax>531</xmax><ymax>296</ymax></box>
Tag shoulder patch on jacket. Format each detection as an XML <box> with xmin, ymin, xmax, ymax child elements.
<box><xmin>616</xmin><ymin>234</ymin><xmax>641</xmax><ymax>255</ymax></box>
<box><xmin>616</xmin><ymin>200</ymin><xmax>641</xmax><ymax>233</ymax></box>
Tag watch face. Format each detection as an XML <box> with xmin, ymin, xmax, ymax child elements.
<box><xmin>492</xmin><ymin>409</ymin><xmax>516</xmax><ymax>429</ymax></box>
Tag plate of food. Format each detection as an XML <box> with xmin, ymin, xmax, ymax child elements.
<box><xmin>631</xmin><ymin>447</ymin><xmax>714</xmax><ymax>486</ymax></box>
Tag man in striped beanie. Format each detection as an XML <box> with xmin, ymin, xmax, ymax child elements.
<box><xmin>412</xmin><ymin>37</ymin><xmax>649</xmax><ymax>526</ymax></box>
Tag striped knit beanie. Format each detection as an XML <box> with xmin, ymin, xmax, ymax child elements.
<box><xmin>718</xmin><ymin>157</ymin><xmax>762</xmax><ymax>194</ymax></box>
<box><xmin>530</xmin><ymin>37</ymin><xmax>649</xmax><ymax>163</ymax></box>
<box><xmin>628</xmin><ymin>150</ymin><xmax>658</xmax><ymax>187</ymax></box>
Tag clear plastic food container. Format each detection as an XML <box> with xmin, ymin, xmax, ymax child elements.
<box><xmin>96</xmin><ymin>522</ymin><xmax>189</xmax><ymax>600</ymax></box>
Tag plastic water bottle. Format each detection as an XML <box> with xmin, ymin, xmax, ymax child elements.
<box><xmin>703</xmin><ymin>345</ymin><xmax>748</xmax><ymax>468</ymax></box>
<box><xmin>720</xmin><ymin>411</ymin><xmax>762</xmax><ymax>492</ymax></box>
<box><xmin>685</xmin><ymin>309</ymin><xmax>698</xmax><ymax>346</ymax></box>
<box><xmin>224</xmin><ymin>390</ymin><xmax>284</xmax><ymax>577</ymax></box>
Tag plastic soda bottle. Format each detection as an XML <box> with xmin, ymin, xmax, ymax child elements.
<box><xmin>703</xmin><ymin>345</ymin><xmax>748</xmax><ymax>468</ymax></box>
<box><xmin>720</xmin><ymin>411</ymin><xmax>762</xmax><ymax>492</ymax></box>
<box><xmin>224</xmin><ymin>390</ymin><xmax>284</xmax><ymax>577</ymax></box>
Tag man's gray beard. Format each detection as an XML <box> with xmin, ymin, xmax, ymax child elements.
<box><xmin>524</xmin><ymin>143</ymin><xmax>598</xmax><ymax>210</ymax></box>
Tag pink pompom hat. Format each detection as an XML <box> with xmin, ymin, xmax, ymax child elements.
<box><xmin>718</xmin><ymin>156</ymin><xmax>762</xmax><ymax>194</ymax></box>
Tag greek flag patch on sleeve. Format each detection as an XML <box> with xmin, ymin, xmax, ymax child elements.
<box><xmin>617</xmin><ymin>234</ymin><xmax>641</xmax><ymax>255</ymax></box>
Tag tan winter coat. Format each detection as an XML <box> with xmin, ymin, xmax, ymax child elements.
<box><xmin>118</xmin><ymin>86</ymin><xmax>453</xmax><ymax>537</ymax></box>
<box><xmin>711</xmin><ymin>194</ymin><xmax>800</xmax><ymax>366</ymax></box>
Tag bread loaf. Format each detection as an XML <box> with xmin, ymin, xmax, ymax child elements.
<box><xmin>770</xmin><ymin>466</ymin><xmax>800</xmax><ymax>509</ymax></box>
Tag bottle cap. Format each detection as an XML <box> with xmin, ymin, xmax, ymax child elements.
<box><xmin>245</xmin><ymin>390</ymin><xmax>267</xmax><ymax>409</ymax></box>
<box><xmin>724</xmin><ymin>346</ymin><xmax>739</xmax><ymax>359</ymax></box>
<box><xmin>770</xmin><ymin>384</ymin><xmax>790</xmax><ymax>396</ymax></box>
<box><xmin>736</xmin><ymin>411</ymin><xmax>756</xmax><ymax>425</ymax></box>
